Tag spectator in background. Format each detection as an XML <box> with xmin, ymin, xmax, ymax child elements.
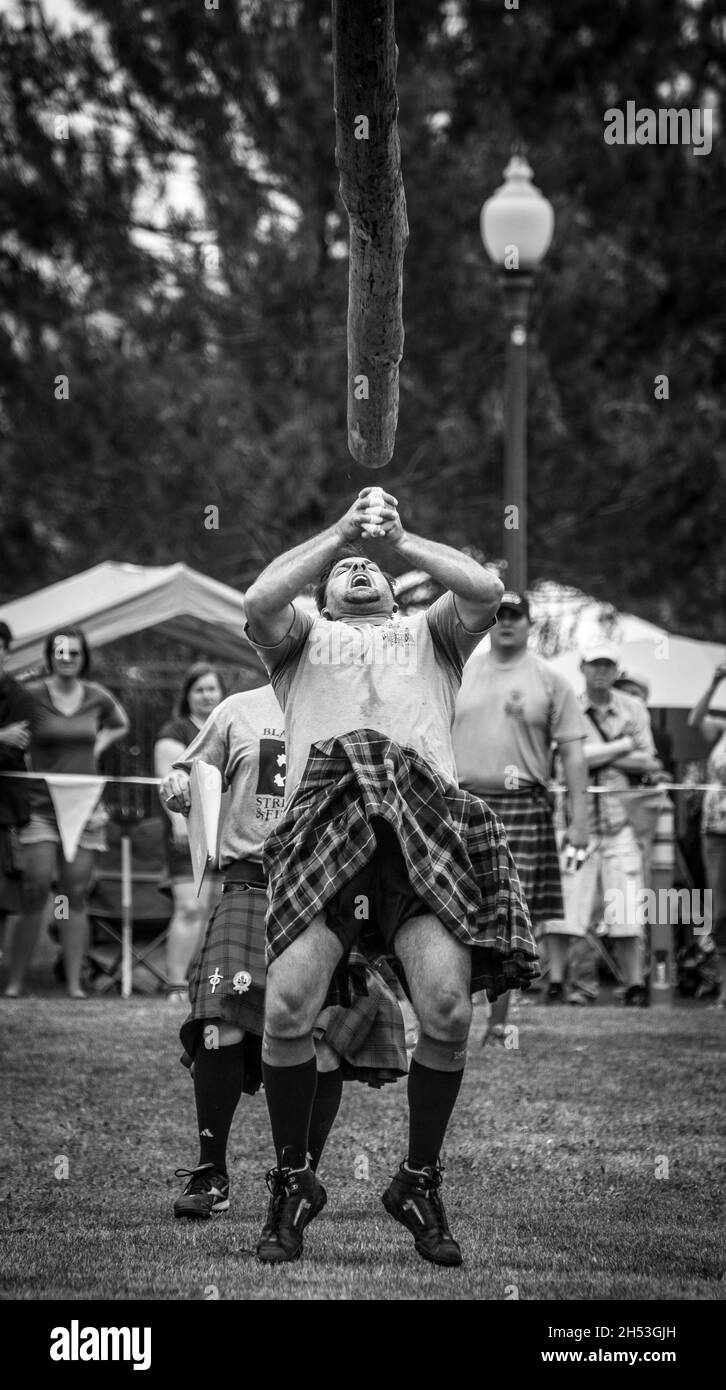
<box><xmin>612</xmin><ymin>670</ymin><xmax>673</xmax><ymax>892</ymax></box>
<box><xmin>154</xmin><ymin>664</ymin><xmax>226</xmax><ymax>1000</ymax></box>
<box><xmin>555</xmin><ymin>642</ymin><xmax>662</xmax><ymax>1007</ymax></box>
<box><xmin>0</xmin><ymin>623</ymin><xmax>37</xmax><ymax>944</ymax></box>
<box><xmin>453</xmin><ymin>591</ymin><xmax>590</xmax><ymax>1033</ymax></box>
<box><xmin>688</xmin><ymin>662</ymin><xmax>726</xmax><ymax>1008</ymax></box>
<box><xmin>3</xmin><ymin>628</ymin><xmax>129</xmax><ymax>999</ymax></box>
<box><xmin>614</xmin><ymin>671</ymin><xmax>675</xmax><ymax>777</ymax></box>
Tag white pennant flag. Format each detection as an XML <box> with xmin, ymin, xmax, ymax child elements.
<box><xmin>45</xmin><ymin>776</ymin><xmax>107</xmax><ymax>862</ymax></box>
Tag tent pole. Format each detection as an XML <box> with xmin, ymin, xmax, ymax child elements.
<box><xmin>120</xmin><ymin>833</ymin><xmax>133</xmax><ymax>999</ymax></box>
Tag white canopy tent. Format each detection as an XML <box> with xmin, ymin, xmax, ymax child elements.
<box><xmin>2</xmin><ymin>563</ymin><xmax>722</xmax><ymax>707</ymax></box>
<box><xmin>0</xmin><ymin>562</ymin><xmax>266</xmax><ymax>682</ymax></box>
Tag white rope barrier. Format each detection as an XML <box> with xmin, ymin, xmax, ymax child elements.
<box><xmin>0</xmin><ymin>772</ymin><xmax>161</xmax><ymax>785</ymax></box>
<box><xmin>0</xmin><ymin>772</ymin><xmax>722</xmax><ymax>793</ymax></box>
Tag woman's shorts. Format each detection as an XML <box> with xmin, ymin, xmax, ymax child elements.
<box><xmin>17</xmin><ymin>809</ymin><xmax>108</xmax><ymax>855</ymax></box>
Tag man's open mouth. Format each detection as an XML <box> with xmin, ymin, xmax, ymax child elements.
<box><xmin>350</xmin><ymin>574</ymin><xmax>372</xmax><ymax>589</ymax></box>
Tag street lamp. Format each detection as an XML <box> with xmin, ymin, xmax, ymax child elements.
<box><xmin>480</xmin><ymin>155</ymin><xmax>554</xmax><ymax>592</ymax></box>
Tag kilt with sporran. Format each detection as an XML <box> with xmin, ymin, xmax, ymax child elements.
<box><xmin>180</xmin><ymin>880</ymin><xmax>407</xmax><ymax>1093</ymax></box>
<box><xmin>478</xmin><ymin>786</ymin><xmax>564</xmax><ymax>930</ymax></box>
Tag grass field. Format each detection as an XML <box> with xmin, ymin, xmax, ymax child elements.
<box><xmin>3</xmin><ymin>958</ymin><xmax>725</xmax><ymax>1303</ymax></box>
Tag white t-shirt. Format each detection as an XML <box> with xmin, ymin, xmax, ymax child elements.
<box><xmin>173</xmin><ymin>685</ymin><xmax>285</xmax><ymax>865</ymax></box>
<box><xmin>245</xmin><ymin>593</ymin><xmax>493</xmax><ymax>801</ymax></box>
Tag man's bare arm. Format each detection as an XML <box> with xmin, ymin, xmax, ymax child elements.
<box><xmin>558</xmin><ymin>739</ymin><xmax>589</xmax><ymax>848</ymax></box>
<box><xmin>392</xmin><ymin>531</ymin><xmax>503</xmax><ymax>629</ymax></box>
<box><xmin>244</xmin><ymin>490</ymin><xmax>395</xmax><ymax>646</ymax></box>
<box><xmin>689</xmin><ymin>665</ymin><xmax>726</xmax><ymax>743</ymax></box>
<box><xmin>584</xmin><ymin>737</ymin><xmax>661</xmax><ymax>775</ymax></box>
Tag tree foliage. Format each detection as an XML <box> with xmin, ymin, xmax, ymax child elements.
<box><xmin>1</xmin><ymin>0</ymin><xmax>725</xmax><ymax>637</ymax></box>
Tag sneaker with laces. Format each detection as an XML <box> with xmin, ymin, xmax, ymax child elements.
<box><xmin>256</xmin><ymin>1165</ymin><xmax>327</xmax><ymax>1264</ymax></box>
<box><xmin>381</xmin><ymin>1161</ymin><xmax>462</xmax><ymax>1267</ymax></box>
<box><xmin>173</xmin><ymin>1163</ymin><xmax>230</xmax><ymax>1218</ymax></box>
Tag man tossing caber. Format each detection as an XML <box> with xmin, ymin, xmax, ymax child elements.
<box><xmin>244</xmin><ymin>486</ymin><xmax>539</xmax><ymax>1268</ymax></box>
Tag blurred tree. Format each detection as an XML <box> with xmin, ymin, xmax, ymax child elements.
<box><xmin>1</xmin><ymin>0</ymin><xmax>724</xmax><ymax>638</ymax></box>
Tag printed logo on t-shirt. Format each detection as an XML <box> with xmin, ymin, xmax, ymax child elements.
<box><xmin>256</xmin><ymin>738</ymin><xmax>286</xmax><ymax>821</ymax></box>
<box><xmin>504</xmin><ymin>690</ymin><xmax>526</xmax><ymax>722</ymax></box>
<box><xmin>307</xmin><ymin>621</ymin><xmax>418</xmax><ymax>670</ymax></box>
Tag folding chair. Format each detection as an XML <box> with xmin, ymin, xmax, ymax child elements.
<box><xmin>87</xmin><ymin>816</ymin><xmax>173</xmax><ymax>996</ymax></box>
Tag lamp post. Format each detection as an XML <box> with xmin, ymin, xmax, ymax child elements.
<box><xmin>480</xmin><ymin>155</ymin><xmax>554</xmax><ymax>592</ymax></box>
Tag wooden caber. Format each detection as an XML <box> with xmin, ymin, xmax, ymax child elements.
<box><xmin>332</xmin><ymin>0</ymin><xmax>408</xmax><ymax>469</ymax></box>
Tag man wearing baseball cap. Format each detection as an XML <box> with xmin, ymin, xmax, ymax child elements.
<box><xmin>453</xmin><ymin>590</ymin><xmax>590</xmax><ymax>1032</ymax></box>
<box><xmin>552</xmin><ymin>640</ymin><xmax>662</xmax><ymax>1005</ymax></box>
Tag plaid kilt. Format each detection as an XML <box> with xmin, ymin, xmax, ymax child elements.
<box><xmin>481</xmin><ymin>789</ymin><xmax>564</xmax><ymax>928</ymax></box>
<box><xmin>186</xmin><ymin>885</ymin><xmax>267</xmax><ymax>1035</ymax></box>
<box><xmin>316</xmin><ymin>947</ymin><xmax>407</xmax><ymax>1087</ymax></box>
<box><xmin>263</xmin><ymin>731</ymin><xmax>540</xmax><ymax>1003</ymax></box>
<box><xmin>181</xmin><ymin>885</ymin><xmax>407</xmax><ymax>1090</ymax></box>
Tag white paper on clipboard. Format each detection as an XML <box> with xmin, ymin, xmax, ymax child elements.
<box><xmin>187</xmin><ymin>761</ymin><xmax>223</xmax><ymax>896</ymax></box>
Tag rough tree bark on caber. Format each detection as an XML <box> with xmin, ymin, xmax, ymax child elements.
<box><xmin>332</xmin><ymin>0</ymin><xmax>409</xmax><ymax>470</ymax></box>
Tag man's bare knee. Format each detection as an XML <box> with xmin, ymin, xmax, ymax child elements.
<box><xmin>419</xmin><ymin>990</ymin><xmax>472</xmax><ymax>1040</ymax></box>
<box><xmin>217</xmin><ymin>1022</ymin><xmax>244</xmax><ymax>1046</ymax></box>
<box><xmin>265</xmin><ymin>976</ymin><xmax>318</xmax><ymax>1037</ymax></box>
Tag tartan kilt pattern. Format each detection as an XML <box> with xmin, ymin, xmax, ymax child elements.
<box><xmin>186</xmin><ymin>885</ymin><xmax>267</xmax><ymax>1035</ymax></box>
<box><xmin>316</xmin><ymin>946</ymin><xmax>407</xmax><ymax>1086</ymax></box>
<box><xmin>184</xmin><ymin>886</ymin><xmax>407</xmax><ymax>1088</ymax></box>
<box><xmin>481</xmin><ymin>790</ymin><xmax>564</xmax><ymax>926</ymax></box>
<box><xmin>263</xmin><ymin>730</ymin><xmax>540</xmax><ymax>1002</ymax></box>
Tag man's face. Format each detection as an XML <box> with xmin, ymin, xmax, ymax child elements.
<box><xmin>582</xmin><ymin>658</ymin><xmax>618</xmax><ymax>697</ymax></box>
<box><xmin>490</xmin><ymin>606</ymin><xmax>530</xmax><ymax>654</ymax></box>
<box><xmin>323</xmin><ymin>556</ymin><xmax>395</xmax><ymax>621</ymax></box>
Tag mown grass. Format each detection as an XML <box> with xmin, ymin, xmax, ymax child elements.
<box><xmin>2</xmin><ymin>973</ymin><xmax>725</xmax><ymax>1301</ymax></box>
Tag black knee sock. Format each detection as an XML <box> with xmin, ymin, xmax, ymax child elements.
<box><xmin>262</xmin><ymin>1056</ymin><xmax>318</xmax><ymax>1170</ymax></box>
<box><xmin>193</xmin><ymin>1040</ymin><xmax>245</xmax><ymax>1174</ymax></box>
<box><xmin>307</xmin><ymin>1068</ymin><xmax>343</xmax><ymax>1172</ymax></box>
<box><xmin>406</xmin><ymin>1059</ymin><xmax>465</xmax><ymax>1170</ymax></box>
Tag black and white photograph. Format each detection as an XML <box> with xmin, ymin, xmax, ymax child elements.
<box><xmin>1</xmin><ymin>0</ymin><xmax>724</xmax><ymax>1340</ymax></box>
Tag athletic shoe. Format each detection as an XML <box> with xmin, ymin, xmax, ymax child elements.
<box><xmin>623</xmin><ymin>983</ymin><xmax>650</xmax><ymax>1008</ymax></box>
<box><xmin>546</xmin><ymin>981</ymin><xmax>565</xmax><ymax>1002</ymax></box>
<box><xmin>256</xmin><ymin>1165</ymin><xmax>327</xmax><ymax>1263</ymax></box>
<box><xmin>381</xmin><ymin>1161</ymin><xmax>463</xmax><ymax>1267</ymax></box>
<box><xmin>173</xmin><ymin>1163</ymin><xmax>230</xmax><ymax>1218</ymax></box>
<box><xmin>567</xmin><ymin>989</ymin><xmax>592</xmax><ymax>1006</ymax></box>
